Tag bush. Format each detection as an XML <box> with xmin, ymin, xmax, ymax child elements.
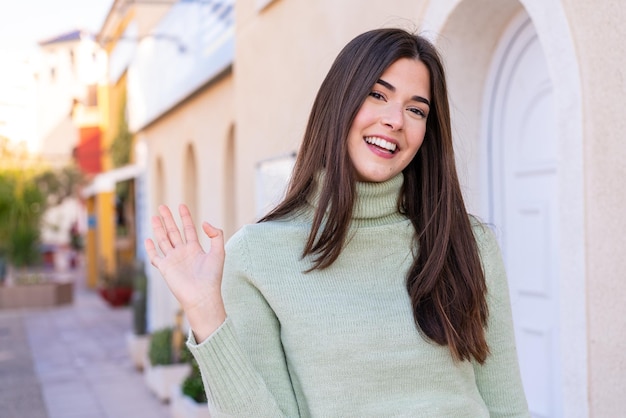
<box><xmin>148</xmin><ymin>327</ymin><xmax>192</xmax><ymax>366</ymax></box>
<box><xmin>0</xmin><ymin>170</ymin><xmax>45</xmax><ymax>267</ymax></box>
<box><xmin>181</xmin><ymin>360</ymin><xmax>207</xmax><ymax>403</ymax></box>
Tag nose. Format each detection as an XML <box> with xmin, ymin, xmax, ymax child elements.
<box><xmin>381</xmin><ymin>102</ymin><xmax>403</xmax><ymax>131</ymax></box>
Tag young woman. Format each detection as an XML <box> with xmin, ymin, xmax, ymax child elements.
<box><xmin>146</xmin><ymin>28</ymin><xmax>530</xmax><ymax>417</ymax></box>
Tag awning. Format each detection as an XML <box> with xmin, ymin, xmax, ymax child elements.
<box><xmin>81</xmin><ymin>164</ymin><xmax>143</xmax><ymax>197</ymax></box>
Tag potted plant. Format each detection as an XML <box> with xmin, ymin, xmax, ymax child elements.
<box><xmin>144</xmin><ymin>312</ymin><xmax>192</xmax><ymax>402</ymax></box>
<box><xmin>170</xmin><ymin>359</ymin><xmax>210</xmax><ymax>418</ymax></box>
<box><xmin>126</xmin><ymin>260</ymin><xmax>151</xmax><ymax>370</ymax></box>
<box><xmin>98</xmin><ymin>261</ymin><xmax>135</xmax><ymax>307</ymax></box>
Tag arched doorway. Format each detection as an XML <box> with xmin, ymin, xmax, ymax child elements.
<box><xmin>485</xmin><ymin>10</ymin><xmax>562</xmax><ymax>417</ymax></box>
<box><xmin>424</xmin><ymin>0</ymin><xmax>587</xmax><ymax>415</ymax></box>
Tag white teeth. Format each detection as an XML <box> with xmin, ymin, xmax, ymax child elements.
<box><xmin>364</xmin><ymin>136</ymin><xmax>397</xmax><ymax>152</ymax></box>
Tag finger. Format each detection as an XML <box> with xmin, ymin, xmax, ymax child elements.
<box><xmin>159</xmin><ymin>204</ymin><xmax>184</xmax><ymax>247</ymax></box>
<box><xmin>202</xmin><ymin>222</ymin><xmax>225</xmax><ymax>257</ymax></box>
<box><xmin>151</xmin><ymin>214</ymin><xmax>173</xmax><ymax>254</ymax></box>
<box><xmin>144</xmin><ymin>238</ymin><xmax>161</xmax><ymax>267</ymax></box>
<box><xmin>179</xmin><ymin>204</ymin><xmax>200</xmax><ymax>244</ymax></box>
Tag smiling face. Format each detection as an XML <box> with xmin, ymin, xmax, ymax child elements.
<box><xmin>347</xmin><ymin>58</ymin><xmax>431</xmax><ymax>183</ymax></box>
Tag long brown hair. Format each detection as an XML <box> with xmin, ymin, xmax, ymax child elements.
<box><xmin>260</xmin><ymin>28</ymin><xmax>489</xmax><ymax>364</ymax></box>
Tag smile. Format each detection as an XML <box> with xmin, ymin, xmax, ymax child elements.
<box><xmin>364</xmin><ymin>136</ymin><xmax>397</xmax><ymax>153</ymax></box>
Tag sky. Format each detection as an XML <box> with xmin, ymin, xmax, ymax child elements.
<box><xmin>0</xmin><ymin>0</ymin><xmax>114</xmax><ymax>55</ymax></box>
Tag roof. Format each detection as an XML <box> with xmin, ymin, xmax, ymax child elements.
<box><xmin>38</xmin><ymin>30</ymin><xmax>94</xmax><ymax>46</ymax></box>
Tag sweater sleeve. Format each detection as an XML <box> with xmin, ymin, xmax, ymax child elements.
<box><xmin>186</xmin><ymin>228</ymin><xmax>300</xmax><ymax>417</ymax></box>
<box><xmin>472</xmin><ymin>224</ymin><xmax>531</xmax><ymax>418</ymax></box>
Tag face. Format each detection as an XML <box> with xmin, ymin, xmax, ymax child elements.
<box><xmin>347</xmin><ymin>58</ymin><xmax>431</xmax><ymax>183</ymax></box>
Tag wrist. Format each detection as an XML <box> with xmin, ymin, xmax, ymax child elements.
<box><xmin>185</xmin><ymin>300</ymin><xmax>227</xmax><ymax>343</ymax></box>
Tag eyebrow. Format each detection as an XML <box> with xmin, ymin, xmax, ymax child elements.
<box><xmin>376</xmin><ymin>78</ymin><xmax>431</xmax><ymax>107</ymax></box>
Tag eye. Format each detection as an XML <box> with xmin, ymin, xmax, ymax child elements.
<box><xmin>368</xmin><ymin>91</ymin><xmax>386</xmax><ymax>101</ymax></box>
<box><xmin>407</xmin><ymin>107</ymin><xmax>427</xmax><ymax>118</ymax></box>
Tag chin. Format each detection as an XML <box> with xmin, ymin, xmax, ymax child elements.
<box><xmin>356</xmin><ymin>172</ymin><xmax>396</xmax><ymax>183</ymax></box>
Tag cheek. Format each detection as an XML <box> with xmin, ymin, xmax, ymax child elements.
<box><xmin>407</xmin><ymin>126</ymin><xmax>427</xmax><ymax>152</ymax></box>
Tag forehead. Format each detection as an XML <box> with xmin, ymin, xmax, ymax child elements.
<box><xmin>378</xmin><ymin>58</ymin><xmax>431</xmax><ymax>99</ymax></box>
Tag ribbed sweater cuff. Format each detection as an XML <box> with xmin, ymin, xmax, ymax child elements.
<box><xmin>186</xmin><ymin>318</ymin><xmax>267</xmax><ymax>412</ymax></box>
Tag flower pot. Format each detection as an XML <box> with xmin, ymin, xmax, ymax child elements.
<box><xmin>98</xmin><ymin>286</ymin><xmax>133</xmax><ymax>307</ymax></box>
<box><xmin>170</xmin><ymin>385</ymin><xmax>211</xmax><ymax>418</ymax></box>
<box><xmin>0</xmin><ymin>281</ymin><xmax>73</xmax><ymax>309</ymax></box>
<box><xmin>144</xmin><ymin>361</ymin><xmax>191</xmax><ymax>402</ymax></box>
<box><xmin>126</xmin><ymin>332</ymin><xmax>150</xmax><ymax>371</ymax></box>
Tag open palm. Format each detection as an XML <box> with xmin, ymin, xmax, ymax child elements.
<box><xmin>145</xmin><ymin>204</ymin><xmax>226</xmax><ymax>339</ymax></box>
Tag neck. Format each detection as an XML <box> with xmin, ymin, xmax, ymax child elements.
<box><xmin>307</xmin><ymin>172</ymin><xmax>407</xmax><ymax>228</ymax></box>
<box><xmin>351</xmin><ymin>174</ymin><xmax>407</xmax><ymax>227</ymax></box>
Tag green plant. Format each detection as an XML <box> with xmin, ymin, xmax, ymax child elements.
<box><xmin>110</xmin><ymin>98</ymin><xmax>132</xmax><ymax>168</ymax></box>
<box><xmin>148</xmin><ymin>327</ymin><xmax>192</xmax><ymax>366</ymax></box>
<box><xmin>181</xmin><ymin>360</ymin><xmax>207</xmax><ymax>403</ymax></box>
<box><xmin>100</xmin><ymin>261</ymin><xmax>135</xmax><ymax>289</ymax></box>
<box><xmin>0</xmin><ymin>169</ymin><xmax>45</xmax><ymax>268</ymax></box>
<box><xmin>131</xmin><ymin>261</ymin><xmax>148</xmax><ymax>335</ymax></box>
<box><xmin>34</xmin><ymin>165</ymin><xmax>83</xmax><ymax>207</ymax></box>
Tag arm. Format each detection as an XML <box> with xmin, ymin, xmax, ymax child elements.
<box><xmin>146</xmin><ymin>206</ymin><xmax>299</xmax><ymax>417</ymax></box>
<box><xmin>472</xmin><ymin>224</ymin><xmax>531</xmax><ymax>418</ymax></box>
<box><xmin>187</xmin><ymin>229</ymin><xmax>300</xmax><ymax>417</ymax></box>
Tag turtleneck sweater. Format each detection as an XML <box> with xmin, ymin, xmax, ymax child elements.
<box><xmin>187</xmin><ymin>173</ymin><xmax>529</xmax><ymax>417</ymax></box>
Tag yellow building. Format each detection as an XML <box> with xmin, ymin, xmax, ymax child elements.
<box><xmin>82</xmin><ymin>0</ymin><xmax>175</xmax><ymax>288</ymax></box>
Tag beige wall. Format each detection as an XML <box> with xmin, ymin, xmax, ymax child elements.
<box><xmin>233</xmin><ymin>0</ymin><xmax>626</xmax><ymax>414</ymax></box>
<box><xmin>141</xmin><ymin>0</ymin><xmax>626</xmax><ymax>412</ymax></box>
<box><xmin>233</xmin><ymin>0</ymin><xmax>427</xmax><ymax>225</ymax></box>
<box><xmin>562</xmin><ymin>0</ymin><xmax>626</xmax><ymax>416</ymax></box>
<box><xmin>142</xmin><ymin>72</ymin><xmax>234</xmax><ymax>329</ymax></box>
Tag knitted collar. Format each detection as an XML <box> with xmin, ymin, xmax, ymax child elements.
<box><xmin>307</xmin><ymin>172</ymin><xmax>407</xmax><ymax>227</ymax></box>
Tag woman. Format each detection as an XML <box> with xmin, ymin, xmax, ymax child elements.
<box><xmin>146</xmin><ymin>28</ymin><xmax>530</xmax><ymax>417</ymax></box>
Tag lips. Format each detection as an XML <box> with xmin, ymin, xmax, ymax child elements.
<box><xmin>364</xmin><ymin>136</ymin><xmax>397</xmax><ymax>153</ymax></box>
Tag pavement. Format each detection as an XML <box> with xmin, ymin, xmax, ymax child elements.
<box><xmin>0</xmin><ymin>266</ymin><xmax>171</xmax><ymax>418</ymax></box>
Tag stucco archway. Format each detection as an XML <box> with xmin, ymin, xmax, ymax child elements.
<box><xmin>421</xmin><ymin>1</ymin><xmax>586</xmax><ymax>416</ymax></box>
<box><xmin>183</xmin><ymin>143</ymin><xmax>199</xmax><ymax>219</ymax></box>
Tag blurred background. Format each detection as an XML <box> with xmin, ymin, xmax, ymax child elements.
<box><xmin>0</xmin><ymin>0</ymin><xmax>624</xmax><ymax>417</ymax></box>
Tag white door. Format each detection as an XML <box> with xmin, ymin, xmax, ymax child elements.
<box><xmin>485</xmin><ymin>11</ymin><xmax>562</xmax><ymax>418</ymax></box>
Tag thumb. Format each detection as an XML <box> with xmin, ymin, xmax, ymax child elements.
<box><xmin>202</xmin><ymin>222</ymin><xmax>224</xmax><ymax>256</ymax></box>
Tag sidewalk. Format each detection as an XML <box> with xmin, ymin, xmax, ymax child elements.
<box><xmin>0</xmin><ymin>268</ymin><xmax>171</xmax><ymax>418</ymax></box>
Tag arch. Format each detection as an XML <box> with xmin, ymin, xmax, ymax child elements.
<box><xmin>154</xmin><ymin>156</ymin><xmax>166</xmax><ymax>209</ymax></box>
<box><xmin>148</xmin><ymin>155</ymin><xmax>168</xmax><ymax>332</ymax></box>
<box><xmin>183</xmin><ymin>143</ymin><xmax>198</xmax><ymax>219</ymax></box>
<box><xmin>421</xmin><ymin>0</ymin><xmax>586</xmax><ymax>416</ymax></box>
<box><xmin>223</xmin><ymin>125</ymin><xmax>237</xmax><ymax>238</ymax></box>
<box><xmin>486</xmin><ymin>11</ymin><xmax>561</xmax><ymax>416</ymax></box>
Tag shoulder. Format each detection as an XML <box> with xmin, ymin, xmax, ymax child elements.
<box><xmin>222</xmin><ymin>220</ymin><xmax>312</xmax><ymax>288</ymax></box>
<box><xmin>226</xmin><ymin>219</ymin><xmax>309</xmax><ymax>250</ymax></box>
<box><xmin>224</xmin><ymin>219</ymin><xmax>310</xmax><ymax>270</ymax></box>
<box><xmin>469</xmin><ymin>216</ymin><xmax>501</xmax><ymax>256</ymax></box>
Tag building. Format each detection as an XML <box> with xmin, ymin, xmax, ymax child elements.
<box><xmin>36</xmin><ymin>29</ymin><xmax>106</xmax><ymax>171</ymax></box>
<box><xmin>119</xmin><ymin>0</ymin><xmax>625</xmax><ymax>415</ymax></box>
<box><xmin>82</xmin><ymin>0</ymin><xmax>176</xmax><ymax>289</ymax></box>
<box><xmin>0</xmin><ymin>30</ymin><xmax>106</xmax><ymax>268</ymax></box>
<box><xmin>126</xmin><ymin>0</ymin><xmax>235</xmax><ymax>329</ymax></box>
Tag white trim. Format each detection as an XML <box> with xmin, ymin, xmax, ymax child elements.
<box><xmin>521</xmin><ymin>2</ymin><xmax>588</xmax><ymax>416</ymax></box>
<box><xmin>256</xmin><ymin>0</ymin><xmax>277</xmax><ymax>13</ymax></box>
<box><xmin>484</xmin><ymin>3</ymin><xmax>587</xmax><ymax>417</ymax></box>
<box><xmin>81</xmin><ymin>164</ymin><xmax>143</xmax><ymax>197</ymax></box>
<box><xmin>482</xmin><ymin>10</ymin><xmax>563</xmax><ymax>416</ymax></box>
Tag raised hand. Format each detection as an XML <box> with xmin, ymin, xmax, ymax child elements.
<box><xmin>145</xmin><ymin>204</ymin><xmax>226</xmax><ymax>341</ymax></box>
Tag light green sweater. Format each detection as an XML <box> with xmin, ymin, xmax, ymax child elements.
<box><xmin>188</xmin><ymin>173</ymin><xmax>529</xmax><ymax>417</ymax></box>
